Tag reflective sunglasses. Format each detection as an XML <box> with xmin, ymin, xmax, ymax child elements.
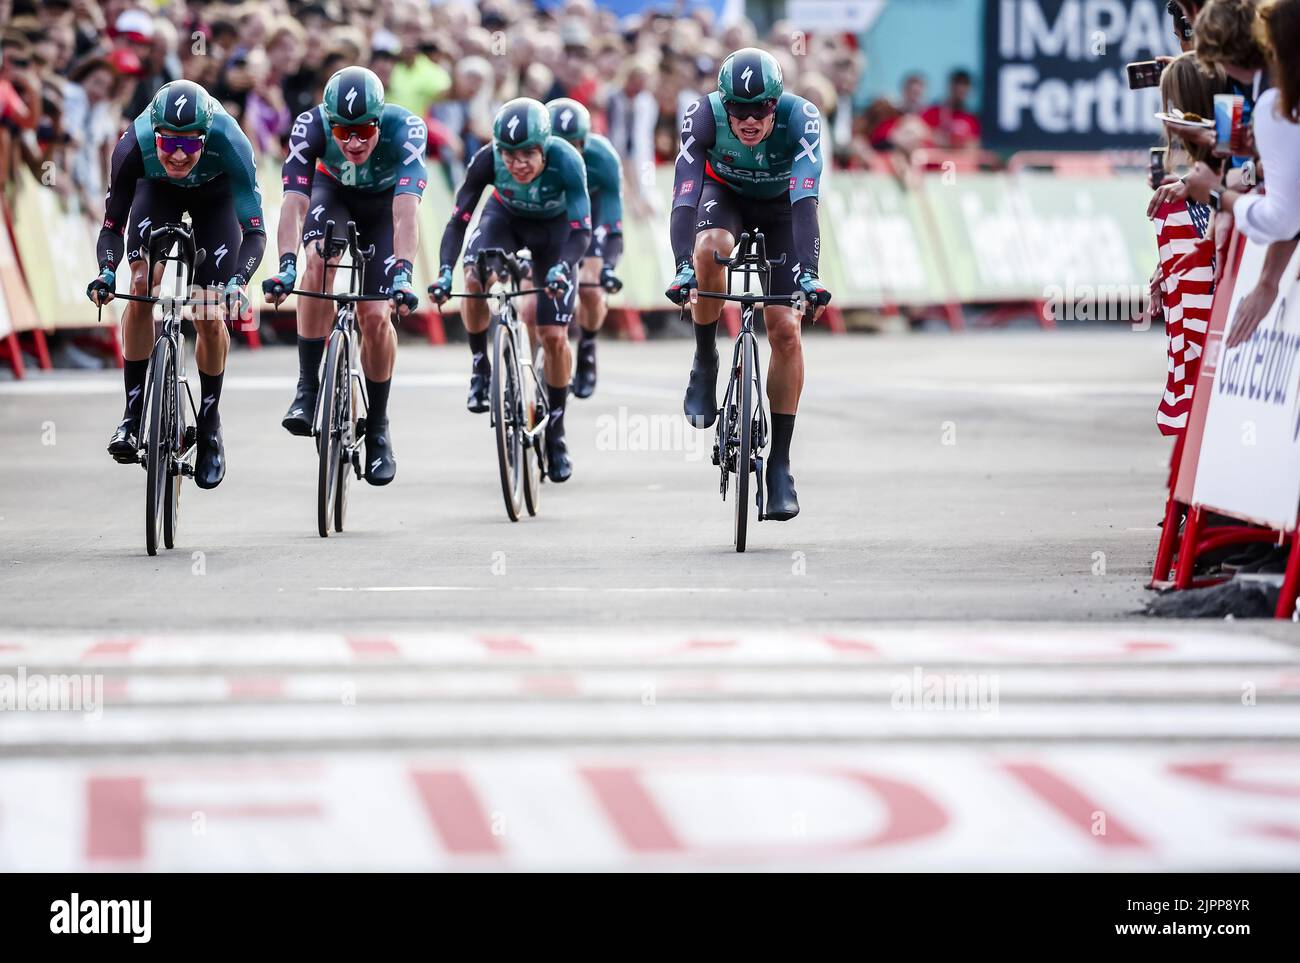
<box><xmin>331</xmin><ymin>122</ymin><xmax>379</xmax><ymax>142</ymax></box>
<box><xmin>156</xmin><ymin>133</ymin><xmax>206</xmax><ymax>155</ymax></box>
<box><xmin>724</xmin><ymin>99</ymin><xmax>777</xmax><ymax>122</ymax></box>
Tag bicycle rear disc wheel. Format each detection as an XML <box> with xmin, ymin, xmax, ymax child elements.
<box><xmin>734</xmin><ymin>335</ymin><xmax>754</xmax><ymax>553</ymax></box>
<box><xmin>144</xmin><ymin>338</ymin><xmax>173</xmax><ymax>557</ymax></box>
<box><xmin>332</xmin><ymin>340</ymin><xmax>354</xmax><ymax>533</ymax></box>
<box><xmin>492</xmin><ymin>324</ymin><xmax>524</xmax><ymax>521</ymax></box>
<box><xmin>317</xmin><ymin>332</ymin><xmax>345</xmax><ymax>537</ymax></box>
<box><xmin>162</xmin><ymin>351</ymin><xmax>184</xmax><ymax>550</ymax></box>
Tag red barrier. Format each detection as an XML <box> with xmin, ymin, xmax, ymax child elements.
<box><xmin>1150</xmin><ymin>228</ymin><xmax>1300</xmax><ymax>618</ymax></box>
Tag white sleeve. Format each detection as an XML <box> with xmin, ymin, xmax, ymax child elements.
<box><xmin>1234</xmin><ymin>92</ymin><xmax>1300</xmax><ymax>244</ymax></box>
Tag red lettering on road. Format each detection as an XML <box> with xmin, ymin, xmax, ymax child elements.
<box><xmin>1003</xmin><ymin>763</ymin><xmax>1147</xmax><ymax>847</ymax></box>
<box><xmin>410</xmin><ymin>770</ymin><xmax>502</xmax><ymax>855</ymax></box>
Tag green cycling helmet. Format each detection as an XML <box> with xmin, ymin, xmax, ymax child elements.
<box><xmin>150</xmin><ymin>80</ymin><xmax>215</xmax><ymax>134</ymax></box>
<box><xmin>323</xmin><ymin>66</ymin><xmax>385</xmax><ymax>126</ymax></box>
<box><xmin>494</xmin><ymin>97</ymin><xmax>551</xmax><ymax>151</ymax></box>
<box><xmin>717</xmin><ymin>47</ymin><xmax>783</xmax><ymax>104</ymax></box>
<box><xmin>546</xmin><ymin>98</ymin><xmax>590</xmax><ymax>145</ymax></box>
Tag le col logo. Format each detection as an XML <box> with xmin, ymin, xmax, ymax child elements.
<box><xmin>50</xmin><ymin>894</ymin><xmax>151</xmax><ymax>943</ymax></box>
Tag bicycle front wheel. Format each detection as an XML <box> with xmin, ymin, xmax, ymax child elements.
<box><xmin>333</xmin><ymin>339</ymin><xmax>355</xmax><ymax>534</ymax></box>
<box><xmin>492</xmin><ymin>323</ymin><xmax>524</xmax><ymax>521</ymax></box>
<box><xmin>734</xmin><ymin>333</ymin><xmax>755</xmax><ymax>553</ymax></box>
<box><xmin>144</xmin><ymin>337</ymin><xmax>174</xmax><ymax>557</ymax></box>
<box><xmin>162</xmin><ymin>354</ymin><xmax>185</xmax><ymax>550</ymax></box>
<box><xmin>317</xmin><ymin>331</ymin><xmax>346</xmax><ymax>537</ymax></box>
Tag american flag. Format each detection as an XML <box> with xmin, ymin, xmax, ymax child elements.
<box><xmin>1153</xmin><ymin>199</ymin><xmax>1214</xmax><ymax>436</ymax></box>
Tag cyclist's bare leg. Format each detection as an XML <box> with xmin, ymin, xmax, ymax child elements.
<box><xmin>121</xmin><ymin>260</ymin><xmax>165</xmax><ymax>361</ymax></box>
<box><xmin>539</xmin><ymin>321</ymin><xmax>572</xmax><ymax>390</ymax></box>
<box><xmin>690</xmin><ymin>228</ymin><xmax>735</xmax><ymax>328</ymax></box>
<box><xmin>577</xmin><ymin>257</ymin><xmax>606</xmax><ymax>334</ymax></box>
<box><xmin>461</xmin><ymin>271</ymin><xmax>489</xmax><ymax>335</ymax></box>
<box><xmin>357</xmin><ymin>301</ymin><xmax>396</xmax><ymax>382</ymax></box>
<box><xmin>764</xmin><ymin>305</ymin><xmax>802</xmax><ymax>416</ymax></box>
<box><xmin>297</xmin><ymin>247</ymin><xmax>339</xmax><ymax>340</ymax></box>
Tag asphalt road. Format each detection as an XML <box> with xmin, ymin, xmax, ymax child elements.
<box><xmin>2</xmin><ymin>328</ymin><xmax>1193</xmax><ymax>627</ymax></box>
<box><xmin>2</xmin><ymin>328</ymin><xmax>1298</xmax><ymax>870</ymax></box>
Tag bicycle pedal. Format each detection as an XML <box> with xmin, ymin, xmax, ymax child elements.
<box><xmin>356</xmin><ymin>417</ymin><xmax>367</xmax><ymax>436</ymax></box>
<box><xmin>184</xmin><ymin>426</ymin><xmax>197</xmax><ymax>448</ymax></box>
<box><xmin>180</xmin><ymin>462</ymin><xmax>194</xmax><ymax>477</ymax></box>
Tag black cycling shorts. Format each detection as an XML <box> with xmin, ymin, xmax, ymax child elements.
<box><xmin>464</xmin><ymin>195</ymin><xmax>577</xmax><ymax>327</ymax></box>
<box><xmin>126</xmin><ymin>178</ymin><xmax>243</xmax><ymax>289</ymax></box>
<box><xmin>694</xmin><ymin>179</ymin><xmax>798</xmax><ymax>297</ymax></box>
<box><xmin>299</xmin><ymin>174</ymin><xmax>397</xmax><ymax>298</ymax></box>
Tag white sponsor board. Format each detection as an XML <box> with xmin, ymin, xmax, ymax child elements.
<box><xmin>1192</xmin><ymin>240</ymin><xmax>1300</xmax><ymax>530</ymax></box>
<box><xmin>787</xmin><ymin>0</ymin><xmax>884</xmax><ymax>33</ymax></box>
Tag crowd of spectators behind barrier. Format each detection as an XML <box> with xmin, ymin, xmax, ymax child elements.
<box><xmin>1148</xmin><ymin>0</ymin><xmax>1300</xmax><ymax>352</ymax></box>
<box><xmin>0</xmin><ymin>0</ymin><xmax>984</xmax><ymax>227</ymax></box>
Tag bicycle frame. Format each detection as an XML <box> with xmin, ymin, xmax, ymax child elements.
<box><xmin>115</xmin><ymin>223</ymin><xmax>205</xmax><ymax>471</ymax></box>
<box><xmin>694</xmin><ymin>231</ymin><xmax>795</xmax><ymax>548</ymax></box>
<box><xmin>468</xmin><ymin>248</ymin><xmax>550</xmax><ymax>442</ymax></box>
<box><xmin>291</xmin><ymin>220</ymin><xmax>386</xmax><ymax>447</ymax></box>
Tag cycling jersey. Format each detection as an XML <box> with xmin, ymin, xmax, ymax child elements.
<box><xmin>438</xmin><ymin>139</ymin><xmax>591</xmax><ymax>272</ymax></box>
<box><xmin>580</xmin><ymin>133</ymin><xmax>624</xmax><ymax>264</ymax></box>
<box><xmin>282</xmin><ymin>103</ymin><xmax>428</xmax><ymax>196</ymax></box>
<box><xmin>670</xmin><ymin>91</ymin><xmax>823</xmax><ymax>276</ymax></box>
<box><xmin>98</xmin><ymin>105</ymin><xmax>266</xmax><ymax>282</ymax></box>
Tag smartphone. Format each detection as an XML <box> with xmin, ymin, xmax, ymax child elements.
<box><xmin>1150</xmin><ymin>147</ymin><xmax>1167</xmax><ymax>186</ymax></box>
<box><xmin>1127</xmin><ymin>61</ymin><xmax>1165</xmax><ymax>89</ymax></box>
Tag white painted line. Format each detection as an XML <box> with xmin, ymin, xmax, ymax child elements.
<box><xmin>5</xmin><ymin>701</ymin><xmax>1300</xmax><ymax>747</ymax></box>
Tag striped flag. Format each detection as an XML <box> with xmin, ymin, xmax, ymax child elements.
<box><xmin>1153</xmin><ymin>199</ymin><xmax>1215</xmax><ymax>436</ymax></box>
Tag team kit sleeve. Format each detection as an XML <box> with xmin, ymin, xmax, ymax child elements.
<box><xmin>669</xmin><ymin>96</ymin><xmax>714</xmax><ymax>264</ymax></box>
<box><xmin>438</xmin><ymin>144</ymin><xmax>494</xmax><ymax>267</ymax></box>
<box><xmin>787</xmin><ymin>96</ymin><xmax>824</xmax><ymax>276</ymax></box>
<box><xmin>558</xmin><ymin>144</ymin><xmax>593</xmax><ymax>268</ymax></box>
<box><xmin>220</xmin><ymin>121</ymin><xmax>268</xmax><ymax>280</ymax></box>
<box><xmin>393</xmin><ymin>108</ymin><xmax>429</xmax><ymax>199</ymax></box>
<box><xmin>96</xmin><ymin>127</ymin><xmax>146</xmax><ymax>271</ymax></box>
<box><xmin>281</xmin><ymin>107</ymin><xmax>327</xmax><ymax>197</ymax></box>
<box><xmin>590</xmin><ymin>141</ymin><xmax>624</xmax><ymax>265</ymax></box>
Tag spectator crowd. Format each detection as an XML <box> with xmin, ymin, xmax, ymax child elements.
<box><xmin>0</xmin><ymin>0</ymin><xmax>984</xmax><ymax>225</ymax></box>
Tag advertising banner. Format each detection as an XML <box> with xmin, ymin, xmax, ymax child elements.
<box><xmin>1191</xmin><ymin>240</ymin><xmax>1300</xmax><ymax>531</ymax></box>
<box><xmin>982</xmin><ymin>0</ymin><xmax>1179</xmax><ymax>151</ymax></box>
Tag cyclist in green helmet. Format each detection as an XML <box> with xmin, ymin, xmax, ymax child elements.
<box><xmin>541</xmin><ymin>97</ymin><xmax>624</xmax><ymax>400</ymax></box>
<box><xmin>429</xmin><ymin>97</ymin><xmax>592</xmax><ymax>484</ymax></box>
<box><xmin>666</xmin><ymin>47</ymin><xmax>832</xmax><ymax>522</ymax></box>
<box><xmin>264</xmin><ymin>66</ymin><xmax>428</xmax><ymax>487</ymax></box>
<box><xmin>87</xmin><ymin>79</ymin><xmax>266</xmax><ymax>491</ymax></box>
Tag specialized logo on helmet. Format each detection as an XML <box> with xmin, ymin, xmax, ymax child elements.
<box><xmin>560</xmin><ymin>108</ymin><xmax>573</xmax><ymax>130</ymax></box>
<box><xmin>507</xmin><ymin>114</ymin><xmax>520</xmax><ymax>140</ymax></box>
<box><xmin>345</xmin><ymin>87</ymin><xmax>358</xmax><ymax>113</ymax></box>
<box><xmin>740</xmin><ymin>66</ymin><xmax>754</xmax><ymax>94</ymax></box>
<box><xmin>174</xmin><ymin>94</ymin><xmax>188</xmax><ymax>118</ymax></box>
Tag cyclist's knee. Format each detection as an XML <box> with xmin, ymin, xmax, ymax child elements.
<box><xmin>579</xmin><ymin>287</ymin><xmax>603</xmax><ymax>313</ymax></box>
<box><xmin>766</xmin><ymin>313</ymin><xmax>802</xmax><ymax>356</ymax></box>
<box><xmin>463</xmin><ymin>271</ymin><xmax>484</xmax><ymax>294</ymax></box>
<box><xmin>357</xmin><ymin>305</ymin><xmax>392</xmax><ymax>338</ymax></box>
<box><xmin>693</xmin><ymin>230</ymin><xmax>733</xmax><ymax>273</ymax></box>
<box><xmin>193</xmin><ymin>314</ymin><xmax>225</xmax><ymax>338</ymax></box>
<box><xmin>129</xmin><ymin>263</ymin><xmax>150</xmax><ymax>297</ymax></box>
<box><xmin>301</xmin><ymin>249</ymin><xmax>325</xmax><ymax>286</ymax></box>
<box><xmin>538</xmin><ymin>326</ymin><xmax>567</xmax><ymax>351</ymax></box>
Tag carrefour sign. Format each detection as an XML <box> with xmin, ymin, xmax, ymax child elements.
<box><xmin>982</xmin><ymin>0</ymin><xmax>1179</xmax><ymax>150</ymax></box>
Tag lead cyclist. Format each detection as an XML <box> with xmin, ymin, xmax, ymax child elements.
<box><xmin>665</xmin><ymin>47</ymin><xmax>832</xmax><ymax>521</ymax></box>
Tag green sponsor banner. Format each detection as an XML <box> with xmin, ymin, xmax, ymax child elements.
<box><xmin>921</xmin><ymin>171</ymin><xmax>1159</xmax><ymax>304</ymax></box>
<box><xmin>11</xmin><ymin>167</ymin><xmax>107</xmax><ymax>329</ymax></box>
<box><xmin>11</xmin><ymin>160</ymin><xmax>1167</xmax><ymax>327</ymax></box>
<box><xmin>821</xmin><ymin>171</ymin><xmax>951</xmax><ymax>307</ymax></box>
